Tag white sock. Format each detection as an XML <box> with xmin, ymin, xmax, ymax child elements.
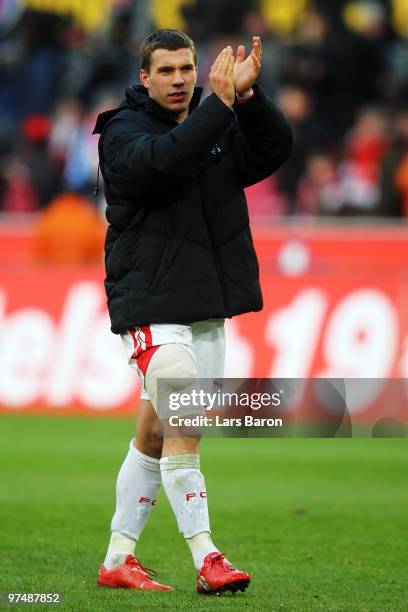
<box><xmin>104</xmin><ymin>532</ymin><xmax>136</xmax><ymax>569</ymax></box>
<box><xmin>104</xmin><ymin>440</ymin><xmax>161</xmax><ymax>569</ymax></box>
<box><xmin>160</xmin><ymin>454</ymin><xmax>218</xmax><ymax>568</ymax></box>
<box><xmin>186</xmin><ymin>532</ymin><xmax>220</xmax><ymax>570</ymax></box>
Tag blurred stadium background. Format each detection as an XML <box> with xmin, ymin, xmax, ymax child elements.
<box><xmin>1</xmin><ymin>0</ymin><xmax>408</xmax><ymax>416</ymax></box>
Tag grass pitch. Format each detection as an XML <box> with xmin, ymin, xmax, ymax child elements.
<box><xmin>0</xmin><ymin>414</ymin><xmax>407</xmax><ymax>611</ymax></box>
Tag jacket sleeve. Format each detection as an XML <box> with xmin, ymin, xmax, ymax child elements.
<box><xmin>102</xmin><ymin>94</ymin><xmax>234</xmax><ymax>184</ymax></box>
<box><xmin>229</xmin><ymin>84</ymin><xmax>294</xmax><ymax>188</ymax></box>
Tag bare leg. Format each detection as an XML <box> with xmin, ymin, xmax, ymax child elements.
<box><xmin>135</xmin><ymin>399</ymin><xmax>163</xmax><ymax>458</ymax></box>
<box><xmin>136</xmin><ymin>399</ymin><xmax>199</xmax><ymax>456</ymax></box>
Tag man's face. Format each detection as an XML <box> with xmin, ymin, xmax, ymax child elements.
<box><xmin>140</xmin><ymin>48</ymin><xmax>197</xmax><ymax>121</ymax></box>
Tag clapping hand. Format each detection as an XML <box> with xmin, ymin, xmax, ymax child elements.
<box><xmin>209</xmin><ymin>46</ymin><xmax>236</xmax><ymax>108</ymax></box>
<box><xmin>234</xmin><ymin>36</ymin><xmax>262</xmax><ymax>99</ymax></box>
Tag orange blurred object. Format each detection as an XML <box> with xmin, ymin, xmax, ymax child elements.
<box><xmin>32</xmin><ymin>192</ymin><xmax>105</xmax><ymax>263</ymax></box>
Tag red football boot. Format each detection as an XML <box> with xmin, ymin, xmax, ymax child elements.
<box><xmin>97</xmin><ymin>554</ymin><xmax>173</xmax><ymax>591</ymax></box>
<box><xmin>197</xmin><ymin>552</ymin><xmax>251</xmax><ymax>595</ymax></box>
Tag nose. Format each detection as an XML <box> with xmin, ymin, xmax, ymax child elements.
<box><xmin>172</xmin><ymin>70</ymin><xmax>184</xmax><ymax>86</ymax></box>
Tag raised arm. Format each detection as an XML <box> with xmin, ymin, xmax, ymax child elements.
<box><xmin>230</xmin><ymin>36</ymin><xmax>294</xmax><ymax>187</ymax></box>
<box><xmin>229</xmin><ymin>84</ymin><xmax>294</xmax><ymax>188</ymax></box>
<box><xmin>102</xmin><ymin>95</ymin><xmax>233</xmax><ymax>184</ymax></box>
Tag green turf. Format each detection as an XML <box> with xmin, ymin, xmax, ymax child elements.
<box><xmin>0</xmin><ymin>414</ymin><xmax>407</xmax><ymax>611</ymax></box>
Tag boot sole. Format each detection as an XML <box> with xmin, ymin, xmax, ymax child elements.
<box><xmin>197</xmin><ymin>578</ymin><xmax>250</xmax><ymax>595</ymax></box>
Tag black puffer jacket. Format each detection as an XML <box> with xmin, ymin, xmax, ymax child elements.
<box><xmin>93</xmin><ymin>84</ymin><xmax>293</xmax><ymax>333</ymax></box>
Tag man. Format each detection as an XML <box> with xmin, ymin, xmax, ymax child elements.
<box><xmin>93</xmin><ymin>29</ymin><xmax>293</xmax><ymax>594</ymax></box>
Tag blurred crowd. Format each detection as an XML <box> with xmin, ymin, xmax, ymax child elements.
<box><xmin>1</xmin><ymin>0</ymin><xmax>408</xmax><ymax>220</ymax></box>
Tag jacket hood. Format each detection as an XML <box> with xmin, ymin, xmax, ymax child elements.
<box><xmin>93</xmin><ymin>85</ymin><xmax>203</xmax><ymax>135</ymax></box>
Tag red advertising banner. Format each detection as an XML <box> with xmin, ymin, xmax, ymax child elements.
<box><xmin>1</xmin><ymin>221</ymin><xmax>408</xmax><ymax>419</ymax></box>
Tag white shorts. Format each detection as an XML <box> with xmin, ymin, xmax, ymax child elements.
<box><xmin>121</xmin><ymin>320</ymin><xmax>225</xmax><ymax>400</ymax></box>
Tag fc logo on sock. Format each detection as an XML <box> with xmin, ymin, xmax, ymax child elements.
<box><xmin>138</xmin><ymin>496</ymin><xmax>157</xmax><ymax>505</ymax></box>
<box><xmin>186</xmin><ymin>491</ymin><xmax>207</xmax><ymax>501</ymax></box>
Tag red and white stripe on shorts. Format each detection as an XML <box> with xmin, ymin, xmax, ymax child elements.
<box><xmin>128</xmin><ymin>326</ymin><xmax>161</xmax><ymax>376</ymax></box>
<box><xmin>121</xmin><ymin>321</ymin><xmax>225</xmax><ymax>402</ymax></box>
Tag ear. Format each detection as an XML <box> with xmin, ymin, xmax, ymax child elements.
<box><xmin>140</xmin><ymin>68</ymin><xmax>149</xmax><ymax>88</ymax></box>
